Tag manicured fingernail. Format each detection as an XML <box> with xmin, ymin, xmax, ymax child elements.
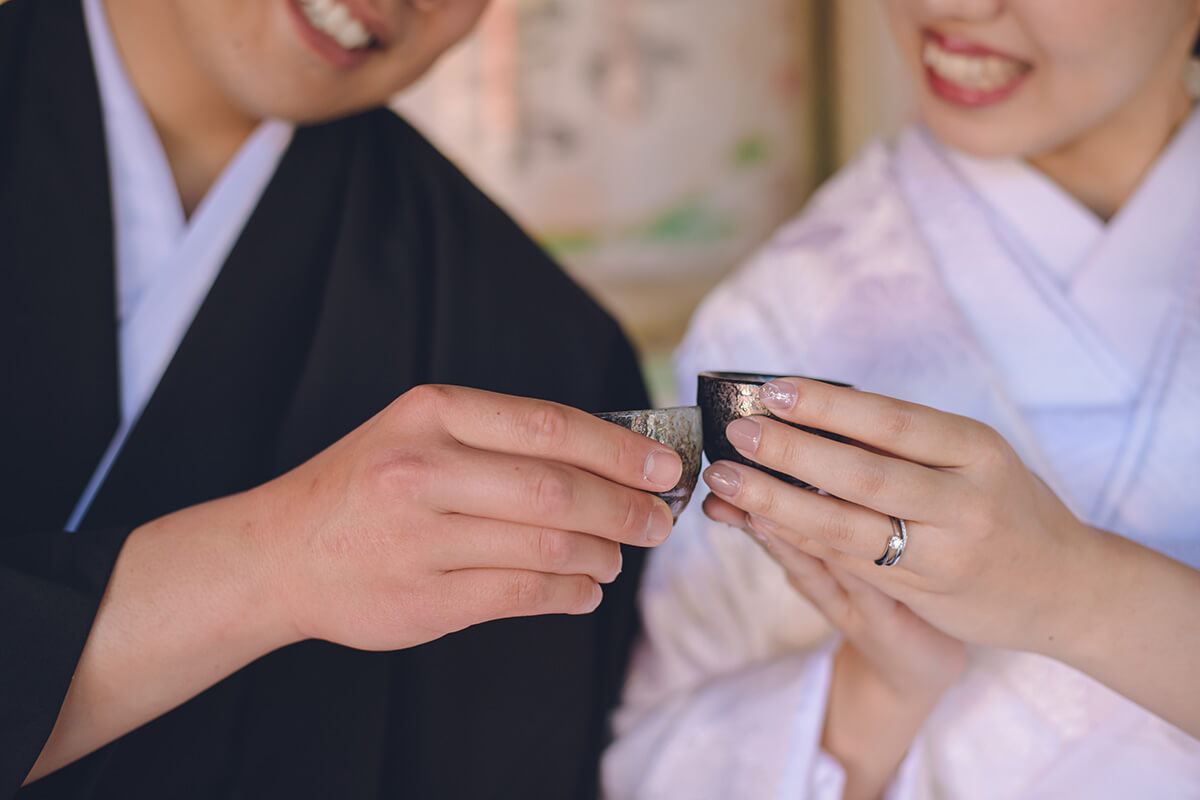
<box><xmin>644</xmin><ymin>449</ymin><xmax>682</xmax><ymax>489</ymax></box>
<box><xmin>644</xmin><ymin>500</ymin><xmax>673</xmax><ymax>545</ymax></box>
<box><xmin>760</xmin><ymin>379</ymin><xmax>798</xmax><ymax>411</ymax></box>
<box><xmin>726</xmin><ymin>418</ymin><xmax>761</xmax><ymax>455</ymax></box>
<box><xmin>704</xmin><ymin>464</ymin><xmax>742</xmax><ymax>497</ymax></box>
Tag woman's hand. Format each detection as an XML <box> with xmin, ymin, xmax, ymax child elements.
<box><xmin>700</xmin><ymin>376</ymin><xmax>1096</xmax><ymax>656</ymax></box>
<box><xmin>701</xmin><ymin>376</ymin><xmax>1200</xmax><ymax>744</ymax></box>
<box><xmin>706</xmin><ymin>495</ymin><xmax>965</xmax><ymax>799</ymax></box>
<box><xmin>261</xmin><ymin>384</ymin><xmax>682</xmax><ymax>651</ymax></box>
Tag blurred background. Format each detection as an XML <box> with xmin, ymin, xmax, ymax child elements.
<box><xmin>394</xmin><ymin>0</ymin><xmax>916</xmax><ymax>405</ymax></box>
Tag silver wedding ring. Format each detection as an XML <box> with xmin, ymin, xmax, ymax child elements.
<box><xmin>874</xmin><ymin>516</ymin><xmax>908</xmax><ymax>567</ymax></box>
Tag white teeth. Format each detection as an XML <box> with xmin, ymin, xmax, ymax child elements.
<box><xmin>922</xmin><ymin>39</ymin><xmax>1027</xmax><ymax>91</ymax></box>
<box><xmin>298</xmin><ymin>0</ymin><xmax>372</xmax><ymax>51</ymax></box>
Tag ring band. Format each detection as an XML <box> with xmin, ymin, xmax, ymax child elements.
<box><xmin>874</xmin><ymin>516</ymin><xmax>908</xmax><ymax>567</ymax></box>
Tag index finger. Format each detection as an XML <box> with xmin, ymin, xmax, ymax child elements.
<box><xmin>415</xmin><ymin>385</ymin><xmax>684</xmax><ymax>492</ymax></box>
<box><xmin>757</xmin><ymin>378</ymin><xmax>994</xmax><ymax>468</ymax></box>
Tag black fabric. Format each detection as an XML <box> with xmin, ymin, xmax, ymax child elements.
<box><xmin>0</xmin><ymin>0</ymin><xmax>650</xmax><ymax>797</ymax></box>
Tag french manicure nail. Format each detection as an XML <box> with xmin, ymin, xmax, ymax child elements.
<box><xmin>726</xmin><ymin>417</ymin><xmax>762</xmax><ymax>455</ymax></box>
<box><xmin>704</xmin><ymin>464</ymin><xmax>742</xmax><ymax>497</ymax></box>
<box><xmin>760</xmin><ymin>379</ymin><xmax>798</xmax><ymax>411</ymax></box>
<box><xmin>644</xmin><ymin>500</ymin><xmax>673</xmax><ymax>545</ymax></box>
<box><xmin>644</xmin><ymin>449</ymin><xmax>682</xmax><ymax>488</ymax></box>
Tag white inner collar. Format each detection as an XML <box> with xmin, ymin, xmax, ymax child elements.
<box><xmin>70</xmin><ymin>0</ymin><xmax>295</xmax><ymax>531</ymax></box>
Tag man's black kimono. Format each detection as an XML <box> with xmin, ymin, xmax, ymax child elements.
<box><xmin>0</xmin><ymin>1</ymin><xmax>649</xmax><ymax>796</ymax></box>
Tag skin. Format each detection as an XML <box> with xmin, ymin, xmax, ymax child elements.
<box><xmin>707</xmin><ymin>379</ymin><xmax>1200</xmax><ymax>795</ymax></box>
<box><xmin>105</xmin><ymin>0</ymin><xmax>489</xmax><ymax>212</ymax></box>
<box><xmin>885</xmin><ymin>0</ymin><xmax>1200</xmax><ymax>218</ymax></box>
<box><xmin>27</xmin><ymin>0</ymin><xmax>684</xmax><ymax>784</ymax></box>
<box><xmin>29</xmin><ymin>387</ymin><xmax>681</xmax><ymax>783</ymax></box>
<box><xmin>708</xmin><ymin>2</ymin><xmax>1200</xmax><ymax>796</ymax></box>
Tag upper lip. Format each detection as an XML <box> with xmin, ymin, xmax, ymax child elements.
<box><xmin>922</xmin><ymin>27</ymin><xmax>1030</xmax><ymax>65</ymax></box>
<box><xmin>334</xmin><ymin>0</ymin><xmax>394</xmax><ymax>47</ymax></box>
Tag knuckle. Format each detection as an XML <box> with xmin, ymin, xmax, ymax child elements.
<box><xmin>617</xmin><ymin>491</ymin><xmax>646</xmax><ymax>537</ymax></box>
<box><xmin>848</xmin><ymin>461</ymin><xmax>889</xmax><ymax>500</ymax></box>
<box><xmin>881</xmin><ymin>402</ymin><xmax>916</xmax><ymax>440</ymax></box>
<box><xmin>748</xmin><ymin>480</ymin><xmax>780</xmax><ymax>519</ymax></box>
<box><xmin>524</xmin><ymin>464</ymin><xmax>575</xmax><ymax>517</ymax></box>
<box><xmin>966</xmin><ymin>420</ymin><xmax>1006</xmax><ymax>463</ymax></box>
<box><xmin>375</xmin><ymin>450</ymin><xmax>435</xmax><ymax>496</ymax></box>
<box><xmin>800</xmin><ymin>386</ymin><xmax>839</xmax><ymax>428</ymax></box>
<box><xmin>515</xmin><ymin>404</ymin><xmax>572</xmax><ymax>452</ymax></box>
<box><xmin>536</xmin><ymin>528</ymin><xmax>574</xmax><ymax>572</ymax></box>
<box><xmin>769</xmin><ymin>428</ymin><xmax>805</xmax><ymax>472</ymax></box>
<box><xmin>815</xmin><ymin>509</ymin><xmax>857</xmax><ymax>548</ymax></box>
<box><xmin>400</xmin><ymin>384</ymin><xmax>452</xmax><ymax>416</ymax></box>
<box><xmin>509</xmin><ymin>571</ymin><xmax>548</xmax><ymax>611</ymax></box>
<box><xmin>612</xmin><ymin>433</ymin><xmax>643</xmax><ymax>478</ymax></box>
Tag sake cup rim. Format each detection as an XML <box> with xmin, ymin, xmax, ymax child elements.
<box><xmin>698</xmin><ymin>371</ymin><xmax>853</xmax><ymax>388</ymax></box>
<box><xmin>594</xmin><ymin>405</ymin><xmax>701</xmax><ymax>418</ymax></box>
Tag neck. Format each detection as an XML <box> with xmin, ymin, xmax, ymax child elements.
<box><xmin>103</xmin><ymin>0</ymin><xmax>260</xmax><ymax>215</ymax></box>
<box><xmin>1028</xmin><ymin>64</ymin><xmax>1195</xmax><ymax>222</ymax></box>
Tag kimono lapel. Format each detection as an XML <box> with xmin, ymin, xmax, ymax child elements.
<box><xmin>1069</xmin><ymin>108</ymin><xmax>1200</xmax><ymax>380</ymax></box>
<box><xmin>0</xmin><ymin>0</ymin><xmax>121</xmax><ymax>532</ymax></box>
<box><xmin>1095</xmin><ymin>265</ymin><xmax>1200</xmax><ymax>565</ymax></box>
<box><xmin>893</xmin><ymin>129</ymin><xmax>1134</xmax><ymax>408</ymax></box>
<box><xmin>78</xmin><ymin>124</ymin><xmax>350</xmax><ymax>530</ymax></box>
<box><xmin>894</xmin><ymin>125</ymin><xmax>1200</xmax><ymax>544</ymax></box>
<box><xmin>1079</xmin><ymin>112</ymin><xmax>1200</xmax><ymax>534</ymax></box>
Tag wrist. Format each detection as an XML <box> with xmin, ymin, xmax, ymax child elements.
<box><xmin>822</xmin><ymin>642</ymin><xmax>936</xmax><ymax>792</ymax></box>
<box><xmin>137</xmin><ymin>483</ymin><xmax>305</xmax><ymax>655</ymax></box>
<box><xmin>234</xmin><ymin>476</ymin><xmax>310</xmax><ymax>649</ymax></box>
<box><xmin>1034</xmin><ymin>523</ymin><xmax>1138</xmax><ymax>668</ymax></box>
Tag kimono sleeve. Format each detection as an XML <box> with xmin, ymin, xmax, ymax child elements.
<box><xmin>0</xmin><ymin>528</ymin><xmax>131</xmax><ymax>797</ymax></box>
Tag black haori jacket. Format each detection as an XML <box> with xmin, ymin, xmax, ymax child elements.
<box><xmin>0</xmin><ymin>0</ymin><xmax>649</xmax><ymax>796</ymax></box>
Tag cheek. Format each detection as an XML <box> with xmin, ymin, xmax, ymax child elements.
<box><xmin>193</xmin><ymin>13</ymin><xmax>419</xmax><ymax>123</ymax></box>
<box><xmin>918</xmin><ymin>0</ymin><xmax>1182</xmax><ymax>159</ymax></box>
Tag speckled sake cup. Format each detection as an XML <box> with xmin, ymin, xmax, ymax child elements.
<box><xmin>697</xmin><ymin>372</ymin><xmax>853</xmax><ymax>490</ymax></box>
<box><xmin>594</xmin><ymin>406</ymin><xmax>702</xmax><ymax>521</ymax></box>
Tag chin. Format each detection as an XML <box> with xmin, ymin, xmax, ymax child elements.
<box><xmin>920</xmin><ymin>110</ymin><xmax>1041</xmax><ymax>160</ymax></box>
<box><xmin>218</xmin><ymin>70</ymin><xmax>383</xmax><ymax>124</ymax></box>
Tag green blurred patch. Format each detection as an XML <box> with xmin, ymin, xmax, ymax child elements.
<box><xmin>541</xmin><ymin>230</ymin><xmax>601</xmax><ymax>258</ymax></box>
<box><xmin>635</xmin><ymin>198</ymin><xmax>735</xmax><ymax>245</ymax></box>
<box><xmin>732</xmin><ymin>133</ymin><xmax>771</xmax><ymax>168</ymax></box>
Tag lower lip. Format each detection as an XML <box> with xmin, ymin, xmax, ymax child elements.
<box><xmin>286</xmin><ymin>0</ymin><xmax>371</xmax><ymax>70</ymax></box>
<box><xmin>924</xmin><ymin>64</ymin><xmax>1030</xmax><ymax>109</ymax></box>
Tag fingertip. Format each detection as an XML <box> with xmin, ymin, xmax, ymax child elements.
<box><xmin>576</xmin><ymin>581</ymin><xmax>603</xmax><ymax>614</ymax></box>
<box><xmin>643</xmin><ymin>448</ymin><xmax>683</xmax><ymax>490</ymax></box>
<box><xmin>702</xmin><ymin>493</ymin><xmax>746</xmax><ymax>528</ymax></box>
<box><xmin>759</xmin><ymin>378</ymin><xmax>799</xmax><ymax>412</ymax></box>
<box><xmin>703</xmin><ymin>461</ymin><xmax>743</xmax><ymax>498</ymax></box>
<box><xmin>643</xmin><ymin>497</ymin><xmax>673</xmax><ymax>546</ymax></box>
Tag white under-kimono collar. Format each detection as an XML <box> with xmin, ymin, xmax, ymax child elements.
<box><xmin>944</xmin><ymin>146</ymin><xmax>1101</xmax><ymax>287</ymax></box>
<box><xmin>72</xmin><ymin>0</ymin><xmax>294</xmax><ymax>530</ymax></box>
<box><xmin>895</xmin><ymin>108</ymin><xmax>1200</xmax><ymax>409</ymax></box>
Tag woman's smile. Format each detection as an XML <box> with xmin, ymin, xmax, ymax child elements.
<box><xmin>921</xmin><ymin>28</ymin><xmax>1032</xmax><ymax>108</ymax></box>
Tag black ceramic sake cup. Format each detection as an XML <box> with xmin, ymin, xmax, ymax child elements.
<box><xmin>594</xmin><ymin>406</ymin><xmax>702</xmax><ymax>521</ymax></box>
<box><xmin>697</xmin><ymin>372</ymin><xmax>853</xmax><ymax>490</ymax></box>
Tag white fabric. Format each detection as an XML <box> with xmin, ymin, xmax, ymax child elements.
<box><xmin>603</xmin><ymin>114</ymin><xmax>1200</xmax><ymax>799</ymax></box>
<box><xmin>69</xmin><ymin>0</ymin><xmax>294</xmax><ymax>530</ymax></box>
